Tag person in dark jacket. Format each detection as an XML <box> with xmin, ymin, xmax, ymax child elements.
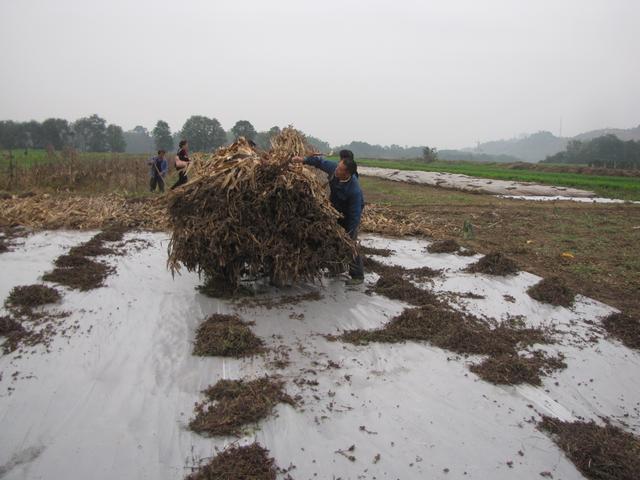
<box><xmin>148</xmin><ymin>149</ymin><xmax>168</xmax><ymax>193</ymax></box>
<box><xmin>293</xmin><ymin>149</ymin><xmax>365</xmax><ymax>285</ymax></box>
<box><xmin>171</xmin><ymin>140</ymin><xmax>190</xmax><ymax>190</ymax></box>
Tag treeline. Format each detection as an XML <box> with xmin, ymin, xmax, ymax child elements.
<box><xmin>543</xmin><ymin>134</ymin><xmax>640</xmax><ymax>169</ymax></box>
<box><xmin>2</xmin><ymin>114</ymin><xmax>475</xmax><ymax>161</ymax></box>
<box><xmin>334</xmin><ymin>141</ymin><xmax>520</xmax><ymax>162</ymax></box>
<box><xmin>0</xmin><ymin>116</ymin><xmax>126</xmax><ymax>152</ymax></box>
<box><xmin>0</xmin><ymin>115</ymin><xmax>334</xmax><ymax>155</ymax></box>
<box><xmin>332</xmin><ymin>141</ymin><xmax>424</xmax><ymax>159</ymax></box>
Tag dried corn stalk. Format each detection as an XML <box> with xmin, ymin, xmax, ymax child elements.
<box><xmin>167</xmin><ymin>128</ymin><xmax>355</xmax><ymax>287</ymax></box>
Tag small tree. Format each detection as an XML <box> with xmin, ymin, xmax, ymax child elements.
<box><xmin>0</xmin><ymin>121</ymin><xmax>27</xmax><ymax>150</ymax></box>
<box><xmin>41</xmin><ymin>118</ymin><xmax>72</xmax><ymax>150</ymax></box>
<box><xmin>254</xmin><ymin>131</ymin><xmax>270</xmax><ymax>150</ymax></box>
<box><xmin>73</xmin><ymin>114</ymin><xmax>108</xmax><ymax>152</ymax></box>
<box><xmin>124</xmin><ymin>126</ymin><xmax>154</xmax><ymax>154</ymax></box>
<box><xmin>422</xmin><ymin>146</ymin><xmax>438</xmax><ymax>163</ymax></box>
<box><xmin>268</xmin><ymin>126</ymin><xmax>281</xmax><ymax>139</ymax></box>
<box><xmin>180</xmin><ymin>116</ymin><xmax>227</xmax><ymax>151</ymax></box>
<box><xmin>231</xmin><ymin>120</ymin><xmax>257</xmax><ymax>141</ymax></box>
<box><xmin>152</xmin><ymin>120</ymin><xmax>174</xmax><ymax>151</ymax></box>
<box><xmin>24</xmin><ymin>120</ymin><xmax>44</xmax><ymax>149</ymax></box>
<box><xmin>106</xmin><ymin>124</ymin><xmax>126</xmax><ymax>152</ymax></box>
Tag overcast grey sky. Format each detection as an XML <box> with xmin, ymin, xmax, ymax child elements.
<box><xmin>1</xmin><ymin>0</ymin><xmax>638</xmax><ymax>148</ymax></box>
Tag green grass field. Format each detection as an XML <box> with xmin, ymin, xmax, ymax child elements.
<box><xmin>345</xmin><ymin>158</ymin><xmax>640</xmax><ymax>201</ymax></box>
<box><xmin>0</xmin><ymin>149</ymin><xmax>146</xmax><ymax>168</ymax></box>
<box><xmin>3</xmin><ymin>150</ymin><xmax>639</xmax><ymax>200</ymax></box>
<box><xmin>0</xmin><ymin>149</ymin><xmax>50</xmax><ymax>167</ymax></box>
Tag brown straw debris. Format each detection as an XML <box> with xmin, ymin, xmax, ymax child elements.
<box><xmin>192</xmin><ymin>314</ymin><xmax>264</xmax><ymax>357</ymax></box>
<box><xmin>527</xmin><ymin>276</ymin><xmax>575</xmax><ymax>307</ymax></box>
<box><xmin>189</xmin><ymin>377</ymin><xmax>295</xmax><ymax>436</ymax></box>
<box><xmin>186</xmin><ymin>443</ymin><xmax>279</xmax><ymax>480</ymax></box>
<box><xmin>539</xmin><ymin>416</ymin><xmax>640</xmax><ymax>480</ymax></box>
<box><xmin>167</xmin><ymin>128</ymin><xmax>355</xmax><ymax>287</ymax></box>
<box><xmin>466</xmin><ymin>252</ymin><xmax>519</xmax><ymax>276</ymax></box>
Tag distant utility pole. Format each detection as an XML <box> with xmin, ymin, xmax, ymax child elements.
<box><xmin>559</xmin><ymin>117</ymin><xmax>563</xmax><ymax>138</ymax></box>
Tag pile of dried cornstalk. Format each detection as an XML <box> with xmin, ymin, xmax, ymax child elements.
<box><xmin>0</xmin><ymin>193</ymin><xmax>168</xmax><ymax>230</ymax></box>
<box><xmin>0</xmin><ymin>193</ymin><xmax>438</xmax><ymax>237</ymax></box>
<box><xmin>167</xmin><ymin>128</ymin><xmax>355</xmax><ymax>287</ymax></box>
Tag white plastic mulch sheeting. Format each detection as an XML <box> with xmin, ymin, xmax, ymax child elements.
<box><xmin>0</xmin><ymin>231</ymin><xmax>638</xmax><ymax>480</ymax></box>
<box><xmin>498</xmin><ymin>195</ymin><xmax>640</xmax><ymax>204</ymax></box>
<box><xmin>358</xmin><ymin>167</ymin><xmax>595</xmax><ymax>197</ymax></box>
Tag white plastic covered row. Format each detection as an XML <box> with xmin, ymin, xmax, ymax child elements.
<box><xmin>0</xmin><ymin>231</ymin><xmax>638</xmax><ymax>479</ymax></box>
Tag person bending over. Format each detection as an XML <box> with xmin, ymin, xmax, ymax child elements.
<box><xmin>293</xmin><ymin>149</ymin><xmax>365</xmax><ymax>285</ymax></box>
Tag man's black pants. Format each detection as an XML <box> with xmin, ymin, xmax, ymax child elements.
<box><xmin>171</xmin><ymin>171</ymin><xmax>188</xmax><ymax>190</ymax></box>
<box><xmin>150</xmin><ymin>174</ymin><xmax>165</xmax><ymax>193</ymax></box>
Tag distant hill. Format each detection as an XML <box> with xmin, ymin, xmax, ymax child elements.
<box><xmin>468</xmin><ymin>131</ymin><xmax>568</xmax><ymax>163</ymax></box>
<box><xmin>333</xmin><ymin>141</ymin><xmax>424</xmax><ymax>159</ymax></box>
<box><xmin>466</xmin><ymin>125</ymin><xmax>640</xmax><ymax>163</ymax></box>
<box><xmin>572</xmin><ymin>124</ymin><xmax>640</xmax><ymax>142</ymax></box>
<box><xmin>438</xmin><ymin>150</ymin><xmax>520</xmax><ymax>163</ymax></box>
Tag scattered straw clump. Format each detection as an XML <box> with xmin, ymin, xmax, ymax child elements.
<box><xmin>186</xmin><ymin>443</ymin><xmax>278</xmax><ymax>480</ymax></box>
<box><xmin>363</xmin><ymin>256</ymin><xmax>438</xmax><ymax>281</ymax></box>
<box><xmin>168</xmin><ymin>129</ymin><xmax>355</xmax><ymax>288</ymax></box>
<box><xmin>92</xmin><ymin>226</ymin><xmax>128</xmax><ymax>243</ymax></box>
<box><xmin>43</xmin><ymin>258</ymin><xmax>114</xmax><ymax>291</ymax></box>
<box><xmin>338</xmin><ymin>304</ymin><xmax>470</xmax><ymax>346</ymax></box>
<box><xmin>54</xmin><ymin>254</ymin><xmax>98</xmax><ymax>269</ymax></box>
<box><xmin>362</xmin><ymin>256</ymin><xmax>399</xmax><ymax>277</ymax></box>
<box><xmin>405</xmin><ymin>265</ymin><xmax>440</xmax><ymax>281</ymax></box>
<box><xmin>602</xmin><ymin>312</ymin><xmax>640</xmax><ymax>350</ymax></box>
<box><xmin>193</xmin><ymin>314</ymin><xmax>264</xmax><ymax>357</ymax></box>
<box><xmin>369</xmin><ymin>274</ymin><xmax>441</xmax><ymax>306</ymax></box>
<box><xmin>0</xmin><ymin>315</ymin><xmax>24</xmax><ymax>336</ymax></box>
<box><xmin>336</xmin><ymin>304</ymin><xmax>560</xmax><ymax>385</ymax></box>
<box><xmin>0</xmin><ymin>316</ymin><xmax>26</xmax><ymax>353</ymax></box>
<box><xmin>527</xmin><ymin>276</ymin><xmax>575</xmax><ymax>307</ymax></box>
<box><xmin>189</xmin><ymin>377</ymin><xmax>295</xmax><ymax>436</ymax></box>
<box><xmin>43</xmin><ymin>229</ymin><xmax>124</xmax><ymax>291</ymax></box>
<box><xmin>68</xmin><ymin>238</ymin><xmax>115</xmax><ymax>257</ymax></box>
<box><xmin>470</xmin><ymin>352</ymin><xmax>566</xmax><ymax>386</ymax></box>
<box><xmin>197</xmin><ymin>276</ymin><xmax>254</xmax><ymax>299</ymax></box>
<box><xmin>427</xmin><ymin>239</ymin><xmax>460</xmax><ymax>254</ymax></box>
<box><xmin>466</xmin><ymin>252</ymin><xmax>519</xmax><ymax>276</ymax></box>
<box><xmin>539</xmin><ymin>416</ymin><xmax>640</xmax><ymax>480</ymax></box>
<box><xmin>5</xmin><ymin>284</ymin><xmax>61</xmax><ymax>311</ymax></box>
<box><xmin>0</xmin><ymin>226</ymin><xmax>29</xmax><ymax>253</ymax></box>
<box><xmin>2</xmin><ymin>283</ymin><xmax>77</xmax><ymax>354</ymax></box>
<box><xmin>360</xmin><ymin>245</ymin><xmax>394</xmax><ymax>257</ymax></box>
<box><xmin>236</xmin><ymin>291</ymin><xmax>323</xmax><ymax>310</ymax></box>
<box><xmin>338</xmin><ymin>305</ymin><xmax>547</xmax><ymax>354</ymax></box>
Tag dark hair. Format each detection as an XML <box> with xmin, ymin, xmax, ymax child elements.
<box><xmin>157</xmin><ymin>149</ymin><xmax>166</xmax><ymax>155</ymax></box>
<box><xmin>179</xmin><ymin>140</ymin><xmax>187</xmax><ymax>148</ymax></box>
<box><xmin>339</xmin><ymin>150</ymin><xmax>358</xmax><ymax>177</ymax></box>
<box><xmin>339</xmin><ymin>149</ymin><xmax>354</xmax><ymax>162</ymax></box>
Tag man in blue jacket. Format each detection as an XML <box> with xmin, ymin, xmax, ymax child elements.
<box><xmin>293</xmin><ymin>149</ymin><xmax>365</xmax><ymax>285</ymax></box>
<box><xmin>148</xmin><ymin>149</ymin><xmax>168</xmax><ymax>193</ymax></box>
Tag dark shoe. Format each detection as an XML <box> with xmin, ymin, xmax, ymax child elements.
<box><xmin>345</xmin><ymin>277</ymin><xmax>364</xmax><ymax>286</ymax></box>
